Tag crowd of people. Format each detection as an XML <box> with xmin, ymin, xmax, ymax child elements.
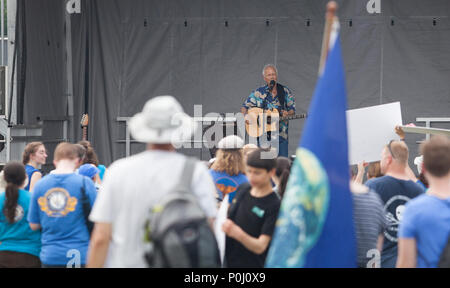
<box><xmin>0</xmin><ymin>95</ymin><xmax>449</xmax><ymax>268</ymax></box>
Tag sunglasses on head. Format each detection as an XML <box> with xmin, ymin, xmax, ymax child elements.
<box><xmin>387</xmin><ymin>140</ymin><xmax>396</xmax><ymax>159</ymax></box>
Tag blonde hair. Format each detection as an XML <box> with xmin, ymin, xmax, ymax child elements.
<box><xmin>367</xmin><ymin>161</ymin><xmax>382</xmax><ymax>179</ymax></box>
<box><xmin>387</xmin><ymin>141</ymin><xmax>409</xmax><ymax>165</ymax></box>
<box><xmin>211</xmin><ymin>149</ymin><xmax>245</xmax><ymax>176</ymax></box>
<box><xmin>54</xmin><ymin>142</ymin><xmax>78</xmax><ymax>161</ymax></box>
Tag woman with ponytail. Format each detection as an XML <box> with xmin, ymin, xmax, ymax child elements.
<box><xmin>22</xmin><ymin>142</ymin><xmax>47</xmax><ymax>192</ymax></box>
<box><xmin>0</xmin><ymin>162</ymin><xmax>41</xmax><ymax>268</ymax></box>
<box><xmin>272</xmin><ymin>157</ymin><xmax>292</xmax><ymax>199</ymax></box>
<box><xmin>78</xmin><ymin>140</ymin><xmax>107</xmax><ymax>183</ymax></box>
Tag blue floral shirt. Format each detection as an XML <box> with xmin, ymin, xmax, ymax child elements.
<box><xmin>242</xmin><ymin>84</ymin><xmax>296</xmax><ymax>140</ymax></box>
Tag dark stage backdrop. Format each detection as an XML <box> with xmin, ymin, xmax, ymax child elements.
<box><xmin>19</xmin><ymin>0</ymin><xmax>450</xmax><ymax>168</ymax></box>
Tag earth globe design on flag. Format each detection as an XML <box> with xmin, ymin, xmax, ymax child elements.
<box><xmin>267</xmin><ymin>147</ymin><xmax>329</xmax><ymax>267</ymax></box>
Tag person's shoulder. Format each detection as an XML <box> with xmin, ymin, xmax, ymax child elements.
<box><xmin>366</xmin><ymin>175</ymin><xmax>395</xmax><ymax>186</ymax></box>
<box><xmin>405</xmin><ymin>180</ymin><xmax>426</xmax><ymax>194</ymax></box>
<box><xmin>280</xmin><ymin>84</ymin><xmax>292</xmax><ymax>93</ymax></box>
<box><xmin>405</xmin><ymin>193</ymin><xmax>432</xmax><ymax>209</ymax></box>
<box><xmin>366</xmin><ymin>188</ymin><xmax>384</xmax><ymax>203</ymax></box>
<box><xmin>19</xmin><ymin>188</ymin><xmax>32</xmax><ymax>197</ymax></box>
<box><xmin>267</xmin><ymin>191</ymin><xmax>281</xmax><ymax>205</ymax></box>
<box><xmin>234</xmin><ymin>182</ymin><xmax>251</xmax><ymax>199</ymax></box>
<box><xmin>251</xmin><ymin>85</ymin><xmax>266</xmax><ymax>96</ymax></box>
<box><xmin>236</xmin><ymin>173</ymin><xmax>248</xmax><ymax>182</ymax></box>
<box><xmin>32</xmin><ymin>173</ymin><xmax>55</xmax><ymax>191</ymax></box>
<box><xmin>106</xmin><ymin>151</ymin><xmax>149</xmax><ymax>174</ymax></box>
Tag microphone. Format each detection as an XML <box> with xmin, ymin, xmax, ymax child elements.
<box><xmin>269</xmin><ymin>80</ymin><xmax>276</xmax><ymax>91</ymax></box>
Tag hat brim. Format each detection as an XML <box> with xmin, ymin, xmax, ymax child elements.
<box><xmin>129</xmin><ymin>111</ymin><xmax>198</xmax><ymax>144</ymax></box>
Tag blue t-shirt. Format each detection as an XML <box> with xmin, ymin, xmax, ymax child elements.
<box><xmin>27</xmin><ymin>173</ymin><xmax>97</xmax><ymax>266</ymax></box>
<box><xmin>0</xmin><ymin>189</ymin><xmax>41</xmax><ymax>257</ymax></box>
<box><xmin>365</xmin><ymin>175</ymin><xmax>424</xmax><ymax>268</ymax></box>
<box><xmin>399</xmin><ymin>194</ymin><xmax>450</xmax><ymax>268</ymax></box>
<box><xmin>209</xmin><ymin>170</ymin><xmax>248</xmax><ymax>203</ymax></box>
<box><xmin>97</xmin><ymin>165</ymin><xmax>106</xmax><ymax>181</ymax></box>
<box><xmin>25</xmin><ymin>164</ymin><xmax>40</xmax><ymax>191</ymax></box>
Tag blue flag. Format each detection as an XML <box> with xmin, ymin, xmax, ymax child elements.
<box><xmin>266</xmin><ymin>32</ymin><xmax>357</xmax><ymax>268</ymax></box>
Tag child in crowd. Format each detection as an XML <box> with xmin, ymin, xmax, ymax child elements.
<box><xmin>210</xmin><ymin>135</ymin><xmax>248</xmax><ymax>203</ymax></box>
<box><xmin>223</xmin><ymin>148</ymin><xmax>281</xmax><ymax>268</ymax></box>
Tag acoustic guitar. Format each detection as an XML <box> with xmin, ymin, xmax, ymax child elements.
<box><xmin>80</xmin><ymin>114</ymin><xmax>89</xmax><ymax>141</ymax></box>
<box><xmin>245</xmin><ymin>107</ymin><xmax>307</xmax><ymax>138</ymax></box>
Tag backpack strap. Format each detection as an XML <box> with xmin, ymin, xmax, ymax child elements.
<box><xmin>227</xmin><ymin>182</ymin><xmax>251</xmax><ymax>219</ymax></box>
<box><xmin>175</xmin><ymin>157</ymin><xmax>197</xmax><ymax>193</ymax></box>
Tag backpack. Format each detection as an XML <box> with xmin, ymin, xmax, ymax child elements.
<box><xmin>80</xmin><ymin>177</ymin><xmax>94</xmax><ymax>235</ymax></box>
<box><xmin>143</xmin><ymin>158</ymin><xmax>221</xmax><ymax>268</ymax></box>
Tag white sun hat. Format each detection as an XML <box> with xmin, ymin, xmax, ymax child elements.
<box><xmin>129</xmin><ymin>95</ymin><xmax>197</xmax><ymax>144</ymax></box>
<box><xmin>217</xmin><ymin>135</ymin><xmax>244</xmax><ymax>149</ymax></box>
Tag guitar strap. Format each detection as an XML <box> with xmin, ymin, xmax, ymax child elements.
<box><xmin>276</xmin><ymin>83</ymin><xmax>286</xmax><ymax>110</ymax></box>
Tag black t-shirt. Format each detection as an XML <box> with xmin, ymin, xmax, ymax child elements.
<box><xmin>365</xmin><ymin>175</ymin><xmax>425</xmax><ymax>268</ymax></box>
<box><xmin>225</xmin><ymin>183</ymin><xmax>281</xmax><ymax>268</ymax></box>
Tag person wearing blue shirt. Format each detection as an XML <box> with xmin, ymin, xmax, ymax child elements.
<box><xmin>22</xmin><ymin>142</ymin><xmax>48</xmax><ymax>192</ymax></box>
<box><xmin>397</xmin><ymin>136</ymin><xmax>450</xmax><ymax>268</ymax></box>
<box><xmin>28</xmin><ymin>142</ymin><xmax>97</xmax><ymax>268</ymax></box>
<box><xmin>210</xmin><ymin>135</ymin><xmax>248</xmax><ymax>204</ymax></box>
<box><xmin>0</xmin><ymin>162</ymin><xmax>41</xmax><ymax>268</ymax></box>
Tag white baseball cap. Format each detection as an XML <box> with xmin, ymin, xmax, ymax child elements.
<box><xmin>217</xmin><ymin>135</ymin><xmax>244</xmax><ymax>149</ymax></box>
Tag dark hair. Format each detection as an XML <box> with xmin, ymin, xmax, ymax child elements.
<box><xmin>246</xmin><ymin>148</ymin><xmax>276</xmax><ymax>171</ymax></box>
<box><xmin>78</xmin><ymin>141</ymin><xmax>99</xmax><ymax>166</ymax></box>
<box><xmin>2</xmin><ymin>162</ymin><xmax>26</xmax><ymax>223</ymax></box>
<box><xmin>275</xmin><ymin>157</ymin><xmax>292</xmax><ymax>199</ymax></box>
<box><xmin>418</xmin><ymin>173</ymin><xmax>429</xmax><ymax>188</ymax></box>
<box><xmin>420</xmin><ymin>135</ymin><xmax>450</xmax><ymax>177</ymax></box>
<box><xmin>22</xmin><ymin>142</ymin><xmax>44</xmax><ymax>165</ymax></box>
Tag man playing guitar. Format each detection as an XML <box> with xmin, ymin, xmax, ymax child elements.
<box><xmin>241</xmin><ymin>64</ymin><xmax>296</xmax><ymax>157</ymax></box>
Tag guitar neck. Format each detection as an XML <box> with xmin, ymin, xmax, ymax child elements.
<box><xmin>280</xmin><ymin>114</ymin><xmax>307</xmax><ymax>121</ymax></box>
<box><xmin>82</xmin><ymin>127</ymin><xmax>88</xmax><ymax>141</ymax></box>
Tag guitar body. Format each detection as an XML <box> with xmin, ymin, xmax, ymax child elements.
<box><xmin>245</xmin><ymin>107</ymin><xmax>307</xmax><ymax>138</ymax></box>
<box><xmin>245</xmin><ymin>108</ymin><xmax>279</xmax><ymax>138</ymax></box>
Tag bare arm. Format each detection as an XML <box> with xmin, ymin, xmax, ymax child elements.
<box><xmin>29</xmin><ymin>172</ymin><xmax>42</xmax><ymax>192</ymax></box>
<box><xmin>87</xmin><ymin>222</ymin><xmax>112</xmax><ymax>268</ymax></box>
<box><xmin>396</xmin><ymin>238</ymin><xmax>417</xmax><ymax>268</ymax></box>
<box><xmin>29</xmin><ymin>223</ymin><xmax>41</xmax><ymax>231</ymax></box>
<box><xmin>376</xmin><ymin>234</ymin><xmax>384</xmax><ymax>252</ymax></box>
<box><xmin>354</xmin><ymin>161</ymin><xmax>368</xmax><ymax>184</ymax></box>
<box><xmin>222</xmin><ymin>219</ymin><xmax>271</xmax><ymax>255</ymax></box>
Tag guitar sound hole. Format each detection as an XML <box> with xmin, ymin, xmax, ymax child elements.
<box><xmin>267</xmin><ymin>116</ymin><xmax>272</xmax><ymax>124</ymax></box>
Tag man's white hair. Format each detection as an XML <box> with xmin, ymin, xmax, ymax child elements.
<box><xmin>262</xmin><ymin>64</ymin><xmax>278</xmax><ymax>76</ymax></box>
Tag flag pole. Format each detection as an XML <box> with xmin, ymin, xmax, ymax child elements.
<box><xmin>318</xmin><ymin>1</ymin><xmax>338</xmax><ymax>75</ymax></box>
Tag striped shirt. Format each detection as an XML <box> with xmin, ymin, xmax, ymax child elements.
<box><xmin>352</xmin><ymin>189</ymin><xmax>387</xmax><ymax>268</ymax></box>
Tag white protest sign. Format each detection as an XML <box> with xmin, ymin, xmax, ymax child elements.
<box><xmin>214</xmin><ymin>194</ymin><xmax>229</xmax><ymax>267</ymax></box>
<box><xmin>347</xmin><ymin>102</ymin><xmax>402</xmax><ymax>165</ymax></box>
